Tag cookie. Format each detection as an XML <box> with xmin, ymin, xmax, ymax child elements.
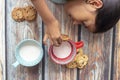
<box><xmin>66</xmin><ymin>49</ymin><xmax>88</xmax><ymax>69</ymax></box>
<box><xmin>66</xmin><ymin>49</ymin><xmax>83</xmax><ymax>68</ymax></box>
<box><xmin>74</xmin><ymin>49</ymin><xmax>83</xmax><ymax>62</ymax></box>
<box><xmin>61</xmin><ymin>34</ymin><xmax>70</xmax><ymax>41</ymax></box>
<box><xmin>23</xmin><ymin>6</ymin><xmax>37</xmax><ymax>21</ymax></box>
<box><xmin>66</xmin><ymin>59</ymin><xmax>77</xmax><ymax>68</ymax></box>
<box><xmin>76</xmin><ymin>48</ymin><xmax>83</xmax><ymax>55</ymax></box>
<box><xmin>12</xmin><ymin>8</ymin><xmax>25</xmax><ymax>22</ymax></box>
<box><xmin>76</xmin><ymin>55</ymin><xmax>88</xmax><ymax>69</ymax></box>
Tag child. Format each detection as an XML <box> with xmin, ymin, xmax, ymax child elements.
<box><xmin>31</xmin><ymin>0</ymin><xmax>120</xmax><ymax>46</ymax></box>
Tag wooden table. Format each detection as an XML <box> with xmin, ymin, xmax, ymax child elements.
<box><xmin>0</xmin><ymin>0</ymin><xmax>120</xmax><ymax>80</ymax></box>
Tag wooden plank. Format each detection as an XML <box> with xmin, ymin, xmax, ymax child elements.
<box><xmin>0</xmin><ymin>0</ymin><xmax>6</xmax><ymax>80</ymax></box>
<box><xmin>6</xmin><ymin>0</ymin><xmax>43</xmax><ymax>80</ymax></box>
<box><xmin>113</xmin><ymin>20</ymin><xmax>120</xmax><ymax>80</ymax></box>
<box><xmin>80</xmin><ymin>26</ymin><xmax>113</xmax><ymax>80</ymax></box>
<box><xmin>44</xmin><ymin>1</ymin><xmax>78</xmax><ymax>80</ymax></box>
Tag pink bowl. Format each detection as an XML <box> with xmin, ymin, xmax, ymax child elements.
<box><xmin>49</xmin><ymin>40</ymin><xmax>84</xmax><ymax>65</ymax></box>
<box><xmin>49</xmin><ymin>40</ymin><xmax>76</xmax><ymax>65</ymax></box>
<box><xmin>51</xmin><ymin>41</ymin><xmax>73</xmax><ymax>60</ymax></box>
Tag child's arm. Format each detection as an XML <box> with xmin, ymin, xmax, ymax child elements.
<box><xmin>31</xmin><ymin>0</ymin><xmax>62</xmax><ymax>46</ymax></box>
<box><xmin>31</xmin><ymin>0</ymin><xmax>56</xmax><ymax>24</ymax></box>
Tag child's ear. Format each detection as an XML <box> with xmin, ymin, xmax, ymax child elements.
<box><xmin>87</xmin><ymin>0</ymin><xmax>103</xmax><ymax>9</ymax></box>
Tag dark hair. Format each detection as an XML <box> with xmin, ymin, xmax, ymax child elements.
<box><xmin>95</xmin><ymin>0</ymin><xmax>120</xmax><ymax>33</ymax></box>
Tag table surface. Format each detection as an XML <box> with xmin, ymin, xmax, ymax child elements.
<box><xmin>0</xmin><ymin>0</ymin><xmax>120</xmax><ymax>80</ymax></box>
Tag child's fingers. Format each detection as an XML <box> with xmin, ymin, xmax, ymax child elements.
<box><xmin>43</xmin><ymin>34</ymin><xmax>48</xmax><ymax>45</ymax></box>
<box><xmin>52</xmin><ymin>37</ymin><xmax>62</xmax><ymax>47</ymax></box>
<box><xmin>57</xmin><ymin>37</ymin><xmax>62</xmax><ymax>45</ymax></box>
<box><xmin>50</xmin><ymin>39</ymin><xmax>53</xmax><ymax>46</ymax></box>
<box><xmin>51</xmin><ymin>38</ymin><xmax>58</xmax><ymax>46</ymax></box>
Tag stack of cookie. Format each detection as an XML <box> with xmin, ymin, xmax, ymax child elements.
<box><xmin>12</xmin><ymin>6</ymin><xmax>37</xmax><ymax>22</ymax></box>
<box><xmin>61</xmin><ymin>34</ymin><xmax>88</xmax><ymax>69</ymax></box>
<box><xmin>66</xmin><ymin>48</ymin><xmax>88</xmax><ymax>69</ymax></box>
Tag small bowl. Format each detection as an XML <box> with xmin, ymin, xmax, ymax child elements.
<box><xmin>49</xmin><ymin>40</ymin><xmax>76</xmax><ymax>65</ymax></box>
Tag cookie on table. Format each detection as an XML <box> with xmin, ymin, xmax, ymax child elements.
<box><xmin>12</xmin><ymin>8</ymin><xmax>25</xmax><ymax>22</ymax></box>
<box><xmin>66</xmin><ymin>58</ymin><xmax>77</xmax><ymax>68</ymax></box>
<box><xmin>75</xmin><ymin>49</ymin><xmax>84</xmax><ymax>62</ymax></box>
<box><xmin>76</xmin><ymin>54</ymin><xmax>88</xmax><ymax>69</ymax></box>
<box><xmin>23</xmin><ymin>6</ymin><xmax>37</xmax><ymax>21</ymax></box>
<box><xmin>61</xmin><ymin>34</ymin><xmax>70</xmax><ymax>41</ymax></box>
<box><xmin>76</xmin><ymin>48</ymin><xmax>83</xmax><ymax>55</ymax></box>
<box><xmin>66</xmin><ymin>49</ymin><xmax>83</xmax><ymax>68</ymax></box>
<box><xmin>66</xmin><ymin>47</ymin><xmax>88</xmax><ymax>69</ymax></box>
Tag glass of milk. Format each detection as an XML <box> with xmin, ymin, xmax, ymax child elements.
<box><xmin>12</xmin><ymin>39</ymin><xmax>43</xmax><ymax>67</ymax></box>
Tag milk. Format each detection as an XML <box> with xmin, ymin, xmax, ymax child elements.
<box><xmin>19</xmin><ymin>43</ymin><xmax>40</xmax><ymax>62</ymax></box>
<box><xmin>53</xmin><ymin>41</ymin><xmax>72</xmax><ymax>58</ymax></box>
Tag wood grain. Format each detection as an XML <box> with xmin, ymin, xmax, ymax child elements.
<box><xmin>6</xmin><ymin>0</ymin><xmax>43</xmax><ymax>80</ymax></box>
<box><xmin>80</xmin><ymin>26</ymin><xmax>113</xmax><ymax>80</ymax></box>
<box><xmin>0</xmin><ymin>0</ymin><xmax>6</xmax><ymax>80</ymax></box>
<box><xmin>44</xmin><ymin>1</ymin><xmax>78</xmax><ymax>80</ymax></box>
<box><xmin>113</xmin><ymin>20</ymin><xmax>120</xmax><ymax>80</ymax></box>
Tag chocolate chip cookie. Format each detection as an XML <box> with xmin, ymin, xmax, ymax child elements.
<box><xmin>23</xmin><ymin>6</ymin><xmax>37</xmax><ymax>21</ymax></box>
<box><xmin>12</xmin><ymin>8</ymin><xmax>25</xmax><ymax>22</ymax></box>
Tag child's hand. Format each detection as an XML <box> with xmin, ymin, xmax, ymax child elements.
<box><xmin>43</xmin><ymin>20</ymin><xmax>62</xmax><ymax>46</ymax></box>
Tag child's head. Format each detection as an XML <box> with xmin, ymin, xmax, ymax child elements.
<box><xmin>64</xmin><ymin>0</ymin><xmax>120</xmax><ymax>33</ymax></box>
<box><xmin>95</xmin><ymin>0</ymin><xmax>120</xmax><ymax>33</ymax></box>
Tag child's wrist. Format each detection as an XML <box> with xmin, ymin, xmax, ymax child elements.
<box><xmin>46</xmin><ymin>19</ymin><xmax>58</xmax><ymax>26</ymax></box>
